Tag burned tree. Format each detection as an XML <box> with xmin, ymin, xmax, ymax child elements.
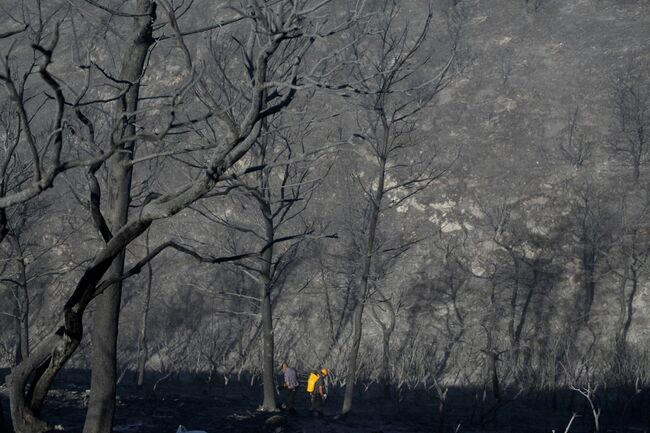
<box><xmin>339</xmin><ymin>0</ymin><xmax>460</xmax><ymax>415</ymax></box>
<box><xmin>135</xmin><ymin>230</ymin><xmax>154</xmax><ymax>388</ymax></box>
<box><xmin>558</xmin><ymin>106</ymin><xmax>594</xmax><ymax>170</ymax></box>
<box><xmin>369</xmin><ymin>285</ymin><xmax>400</xmax><ymax>398</ymax></box>
<box><xmin>609</xmin><ymin>189</ymin><xmax>650</xmax><ymax>351</ymax></box>
<box><xmin>568</xmin><ymin>181</ymin><xmax>615</xmax><ymax>327</ymax></box>
<box><xmin>190</xmin><ymin>111</ymin><xmax>331</xmax><ymax>410</ymax></box>
<box><xmin>0</xmin><ymin>198</ymin><xmax>72</xmax><ymax>367</ymax></box>
<box><xmin>609</xmin><ymin>56</ymin><xmax>650</xmax><ymax>181</ymax></box>
<box><xmin>83</xmin><ymin>2</ymin><xmax>157</xmax><ymax>431</ymax></box>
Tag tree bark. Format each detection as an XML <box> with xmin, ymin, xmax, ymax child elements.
<box><xmin>485</xmin><ymin>330</ymin><xmax>501</xmax><ymax>403</ymax></box>
<box><xmin>342</xmin><ymin>300</ymin><xmax>364</xmax><ymax>415</ymax></box>
<box><xmin>381</xmin><ymin>329</ymin><xmax>391</xmax><ymax>397</ymax></box>
<box><xmin>136</xmin><ymin>240</ymin><xmax>153</xmax><ymax>387</ymax></box>
<box><xmin>618</xmin><ymin>264</ymin><xmax>638</xmax><ymax>349</ymax></box>
<box><xmin>0</xmin><ymin>209</ymin><xmax>7</xmax><ymax>245</ymax></box>
<box><xmin>580</xmin><ymin>239</ymin><xmax>597</xmax><ymax>325</ymax></box>
<box><xmin>507</xmin><ymin>259</ymin><xmax>519</xmax><ymax>351</ymax></box>
<box><xmin>18</xmin><ymin>271</ymin><xmax>29</xmax><ymax>364</ymax></box>
<box><xmin>370</xmin><ymin>298</ymin><xmax>395</xmax><ymax>399</ymax></box>
<box><xmin>259</xmin><ymin>201</ymin><xmax>277</xmax><ymax>411</ymax></box>
<box><xmin>489</xmin><ymin>351</ymin><xmax>500</xmax><ymax>402</ymax></box>
<box><xmin>9</xmin><ymin>236</ymin><xmax>29</xmax><ymax>365</ymax></box>
<box><xmin>83</xmin><ymin>2</ymin><xmax>154</xmax><ymax>432</ymax></box>
<box><xmin>13</xmin><ymin>303</ymin><xmax>22</xmax><ymax>365</ymax></box>
<box><xmin>510</xmin><ymin>267</ymin><xmax>538</xmax><ymax>376</ymax></box>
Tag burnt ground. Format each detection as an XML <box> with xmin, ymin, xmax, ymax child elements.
<box><xmin>1</xmin><ymin>370</ymin><xmax>650</xmax><ymax>433</ymax></box>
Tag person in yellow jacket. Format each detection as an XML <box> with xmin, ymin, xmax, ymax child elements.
<box><xmin>307</xmin><ymin>368</ymin><xmax>328</xmax><ymax>416</ymax></box>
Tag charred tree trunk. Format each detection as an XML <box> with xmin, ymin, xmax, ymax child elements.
<box><xmin>615</xmin><ymin>258</ymin><xmax>630</xmax><ymax>351</ymax></box>
<box><xmin>432</xmin><ymin>377</ymin><xmax>448</xmax><ymax>433</ymax></box>
<box><xmin>580</xmin><ymin>243</ymin><xmax>597</xmax><ymax>325</ymax></box>
<box><xmin>488</xmin><ymin>351</ymin><xmax>500</xmax><ymax>402</ymax></box>
<box><xmin>514</xmin><ymin>283</ymin><xmax>535</xmax><ymax>346</ymax></box>
<box><xmin>484</xmin><ymin>329</ymin><xmax>501</xmax><ymax>403</ymax></box>
<box><xmin>136</xmin><ymin>243</ymin><xmax>153</xmax><ymax>388</ymax></box>
<box><xmin>370</xmin><ymin>298</ymin><xmax>395</xmax><ymax>399</ymax></box>
<box><xmin>260</xmin><ymin>288</ymin><xmax>276</xmax><ymax>410</ymax></box>
<box><xmin>322</xmin><ymin>270</ymin><xmax>354</xmax><ymax>361</ymax></box>
<box><xmin>84</xmin><ymin>263</ymin><xmax>126</xmax><ymax>433</ymax></box>
<box><xmin>507</xmin><ymin>259</ymin><xmax>520</xmax><ymax>352</ymax></box>
<box><xmin>13</xmin><ymin>303</ymin><xmax>22</xmax><ymax>365</ymax></box>
<box><xmin>342</xmin><ymin>301</ymin><xmax>365</xmax><ymax>415</ymax></box>
<box><xmin>633</xmin><ymin>153</ymin><xmax>640</xmax><ymax>180</ymax></box>
<box><xmin>83</xmin><ymin>3</ymin><xmax>154</xmax><ymax>432</ymax></box>
<box><xmin>620</xmin><ymin>265</ymin><xmax>638</xmax><ymax>346</ymax></box>
<box><xmin>9</xmin><ymin>236</ymin><xmax>30</xmax><ymax>365</ymax></box>
<box><xmin>381</xmin><ymin>330</ymin><xmax>391</xmax><ymax>397</ymax></box>
<box><xmin>510</xmin><ymin>267</ymin><xmax>538</xmax><ymax>382</ymax></box>
<box><xmin>341</xmin><ymin>155</ymin><xmax>386</xmax><ymax>415</ymax></box>
<box><xmin>0</xmin><ymin>209</ymin><xmax>7</xmax><ymax>246</ymax></box>
<box><xmin>17</xmin><ymin>278</ymin><xmax>29</xmax><ymax>366</ymax></box>
<box><xmin>260</xmin><ymin>200</ymin><xmax>277</xmax><ymax>411</ymax></box>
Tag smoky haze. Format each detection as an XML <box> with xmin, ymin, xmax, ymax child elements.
<box><xmin>0</xmin><ymin>1</ymin><xmax>649</xmax><ymax>432</ymax></box>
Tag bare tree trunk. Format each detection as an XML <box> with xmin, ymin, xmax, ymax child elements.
<box><xmin>136</xmin><ymin>240</ymin><xmax>153</xmax><ymax>387</ymax></box>
<box><xmin>342</xmin><ymin>301</ymin><xmax>364</xmax><ymax>415</ymax></box>
<box><xmin>484</xmin><ymin>330</ymin><xmax>501</xmax><ymax>403</ymax></box>
<box><xmin>620</xmin><ymin>266</ymin><xmax>638</xmax><ymax>346</ymax></box>
<box><xmin>489</xmin><ymin>351</ymin><xmax>500</xmax><ymax>402</ymax></box>
<box><xmin>432</xmin><ymin>376</ymin><xmax>448</xmax><ymax>433</ymax></box>
<box><xmin>13</xmin><ymin>304</ymin><xmax>22</xmax><ymax>365</ymax></box>
<box><xmin>0</xmin><ymin>209</ymin><xmax>7</xmax><ymax>246</ymax></box>
<box><xmin>370</xmin><ymin>298</ymin><xmax>395</xmax><ymax>399</ymax></box>
<box><xmin>260</xmin><ymin>202</ymin><xmax>277</xmax><ymax>411</ymax></box>
<box><xmin>83</xmin><ymin>2</ymin><xmax>154</xmax><ymax>432</ymax></box>
<box><xmin>507</xmin><ymin>259</ymin><xmax>519</xmax><ymax>351</ymax></box>
<box><xmin>341</xmin><ymin>155</ymin><xmax>386</xmax><ymax>415</ymax></box>
<box><xmin>510</xmin><ymin>268</ymin><xmax>537</xmax><ymax>381</ymax></box>
<box><xmin>613</xmin><ymin>258</ymin><xmax>638</xmax><ymax>380</ymax></box>
<box><xmin>260</xmin><ymin>287</ymin><xmax>276</xmax><ymax>410</ymax></box>
<box><xmin>581</xmin><ymin>246</ymin><xmax>597</xmax><ymax>325</ymax></box>
<box><xmin>18</xmin><ymin>274</ymin><xmax>29</xmax><ymax>365</ymax></box>
<box><xmin>84</xmin><ymin>165</ymin><xmax>134</xmax><ymax>432</ymax></box>
<box><xmin>615</xmin><ymin>258</ymin><xmax>630</xmax><ymax>348</ymax></box>
<box><xmin>84</xmin><ymin>278</ymin><xmax>123</xmax><ymax>433</ymax></box>
<box><xmin>381</xmin><ymin>330</ymin><xmax>391</xmax><ymax>397</ymax></box>
<box><xmin>514</xmin><ymin>284</ymin><xmax>535</xmax><ymax>346</ymax></box>
<box><xmin>322</xmin><ymin>268</ymin><xmax>354</xmax><ymax>360</ymax></box>
<box><xmin>10</xmin><ymin>237</ymin><xmax>29</xmax><ymax>365</ymax></box>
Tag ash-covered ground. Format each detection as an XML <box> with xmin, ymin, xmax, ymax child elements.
<box><xmin>2</xmin><ymin>370</ymin><xmax>649</xmax><ymax>433</ymax></box>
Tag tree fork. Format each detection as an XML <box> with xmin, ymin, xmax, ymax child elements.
<box><xmin>83</xmin><ymin>1</ymin><xmax>155</xmax><ymax>431</ymax></box>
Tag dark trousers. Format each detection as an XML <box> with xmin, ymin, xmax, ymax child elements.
<box><xmin>310</xmin><ymin>393</ymin><xmax>323</xmax><ymax>414</ymax></box>
<box><xmin>285</xmin><ymin>387</ymin><xmax>297</xmax><ymax>411</ymax></box>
